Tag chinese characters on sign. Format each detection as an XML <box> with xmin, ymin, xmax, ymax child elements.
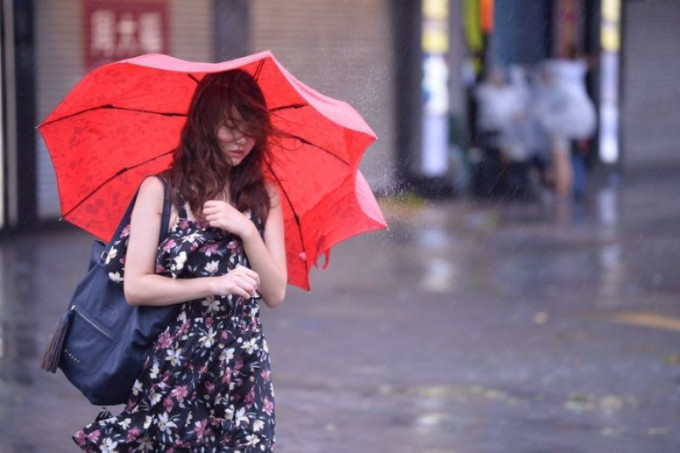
<box><xmin>83</xmin><ymin>0</ymin><xmax>168</xmax><ymax>70</ymax></box>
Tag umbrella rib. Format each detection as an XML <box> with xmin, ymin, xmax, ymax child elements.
<box><xmin>284</xmin><ymin>134</ymin><xmax>350</xmax><ymax>166</ymax></box>
<box><xmin>253</xmin><ymin>59</ymin><xmax>265</xmax><ymax>81</ymax></box>
<box><xmin>187</xmin><ymin>74</ymin><xmax>200</xmax><ymax>83</ymax></box>
<box><xmin>60</xmin><ymin>150</ymin><xmax>174</xmax><ymax>219</ymax></box>
<box><xmin>270</xmin><ymin>103</ymin><xmax>307</xmax><ymax>113</ymax></box>
<box><xmin>41</xmin><ymin>105</ymin><xmax>187</xmax><ymax>127</ymax></box>
<box><xmin>267</xmin><ymin>165</ymin><xmax>309</xmax><ymax>279</ymax></box>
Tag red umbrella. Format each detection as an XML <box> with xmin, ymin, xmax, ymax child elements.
<box><xmin>39</xmin><ymin>51</ymin><xmax>387</xmax><ymax>290</ymax></box>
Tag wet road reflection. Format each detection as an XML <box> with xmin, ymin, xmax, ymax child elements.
<box><xmin>1</xmin><ymin>176</ymin><xmax>679</xmax><ymax>452</ymax></box>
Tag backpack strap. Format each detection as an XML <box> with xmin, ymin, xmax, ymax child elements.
<box><xmin>157</xmin><ymin>176</ymin><xmax>172</xmax><ymax>241</ymax></box>
<box><xmin>100</xmin><ymin>176</ymin><xmax>172</xmax><ymax>264</ymax></box>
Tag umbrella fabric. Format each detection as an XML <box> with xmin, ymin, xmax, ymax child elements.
<box><xmin>39</xmin><ymin>51</ymin><xmax>386</xmax><ymax>290</ymax></box>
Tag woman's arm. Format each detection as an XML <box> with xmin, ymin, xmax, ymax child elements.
<box><xmin>203</xmin><ymin>183</ymin><xmax>288</xmax><ymax>308</ymax></box>
<box><xmin>124</xmin><ymin>177</ymin><xmax>260</xmax><ymax>306</ymax></box>
<box><xmin>239</xmin><ymin>184</ymin><xmax>287</xmax><ymax>308</ymax></box>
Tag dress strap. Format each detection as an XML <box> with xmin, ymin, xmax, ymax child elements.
<box><xmin>251</xmin><ymin>212</ymin><xmax>266</xmax><ymax>238</ymax></box>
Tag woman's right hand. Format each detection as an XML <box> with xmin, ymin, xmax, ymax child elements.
<box><xmin>212</xmin><ymin>265</ymin><xmax>260</xmax><ymax>299</ymax></box>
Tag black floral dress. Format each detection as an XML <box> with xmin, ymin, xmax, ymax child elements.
<box><xmin>74</xmin><ymin>198</ymin><xmax>276</xmax><ymax>452</ymax></box>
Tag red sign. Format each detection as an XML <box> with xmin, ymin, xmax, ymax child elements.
<box><xmin>83</xmin><ymin>0</ymin><xmax>168</xmax><ymax>71</ymax></box>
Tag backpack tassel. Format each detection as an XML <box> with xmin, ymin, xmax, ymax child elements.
<box><xmin>40</xmin><ymin>308</ymin><xmax>74</xmax><ymax>373</ymax></box>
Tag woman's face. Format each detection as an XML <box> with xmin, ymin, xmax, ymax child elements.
<box><xmin>216</xmin><ymin>107</ymin><xmax>256</xmax><ymax>167</ymax></box>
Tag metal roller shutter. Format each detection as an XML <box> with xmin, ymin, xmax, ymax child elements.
<box><xmin>621</xmin><ymin>0</ymin><xmax>680</xmax><ymax>167</ymax></box>
<box><xmin>251</xmin><ymin>0</ymin><xmax>395</xmax><ymax>192</ymax></box>
<box><xmin>35</xmin><ymin>0</ymin><xmax>82</xmax><ymax>219</ymax></box>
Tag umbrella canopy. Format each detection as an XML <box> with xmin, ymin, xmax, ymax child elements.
<box><xmin>39</xmin><ymin>51</ymin><xmax>387</xmax><ymax>290</ymax></box>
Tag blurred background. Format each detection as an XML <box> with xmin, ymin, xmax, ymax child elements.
<box><xmin>0</xmin><ymin>0</ymin><xmax>679</xmax><ymax>452</ymax></box>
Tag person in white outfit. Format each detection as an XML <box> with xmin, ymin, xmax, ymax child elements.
<box><xmin>534</xmin><ymin>48</ymin><xmax>597</xmax><ymax>198</ymax></box>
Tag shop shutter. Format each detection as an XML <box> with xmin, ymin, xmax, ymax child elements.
<box><xmin>251</xmin><ymin>0</ymin><xmax>395</xmax><ymax>192</ymax></box>
<box><xmin>35</xmin><ymin>0</ymin><xmax>83</xmax><ymax>219</ymax></box>
<box><xmin>621</xmin><ymin>0</ymin><xmax>680</xmax><ymax>166</ymax></box>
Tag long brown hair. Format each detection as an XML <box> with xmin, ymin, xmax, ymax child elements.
<box><xmin>165</xmin><ymin>70</ymin><xmax>272</xmax><ymax>222</ymax></box>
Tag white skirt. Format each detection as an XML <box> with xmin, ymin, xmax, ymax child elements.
<box><xmin>537</xmin><ymin>85</ymin><xmax>596</xmax><ymax>140</ymax></box>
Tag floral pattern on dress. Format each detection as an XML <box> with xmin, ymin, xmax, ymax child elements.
<box><xmin>74</xmin><ymin>198</ymin><xmax>276</xmax><ymax>452</ymax></box>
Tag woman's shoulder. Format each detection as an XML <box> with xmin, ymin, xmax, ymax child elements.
<box><xmin>264</xmin><ymin>180</ymin><xmax>281</xmax><ymax>206</ymax></box>
<box><xmin>139</xmin><ymin>174</ymin><xmax>165</xmax><ymax>191</ymax></box>
<box><xmin>137</xmin><ymin>175</ymin><xmax>166</xmax><ymax>203</ymax></box>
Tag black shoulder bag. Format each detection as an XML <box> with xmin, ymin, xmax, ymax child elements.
<box><xmin>40</xmin><ymin>177</ymin><xmax>181</xmax><ymax>406</ymax></box>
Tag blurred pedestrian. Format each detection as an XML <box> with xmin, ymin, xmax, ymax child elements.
<box><xmin>472</xmin><ymin>68</ymin><xmax>518</xmax><ymax>196</ymax></box>
<box><xmin>474</xmin><ymin>68</ymin><xmax>517</xmax><ymax>147</ymax></box>
<box><xmin>500</xmin><ymin>65</ymin><xmax>532</xmax><ymax>163</ymax></box>
<box><xmin>534</xmin><ymin>46</ymin><xmax>597</xmax><ymax>199</ymax></box>
<box><xmin>73</xmin><ymin>70</ymin><xmax>287</xmax><ymax>451</ymax></box>
<box><xmin>499</xmin><ymin>65</ymin><xmax>542</xmax><ymax>197</ymax></box>
<box><xmin>473</xmin><ymin>66</ymin><xmax>541</xmax><ymax>198</ymax></box>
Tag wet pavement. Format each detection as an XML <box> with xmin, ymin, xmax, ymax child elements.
<box><xmin>1</xmin><ymin>170</ymin><xmax>679</xmax><ymax>452</ymax></box>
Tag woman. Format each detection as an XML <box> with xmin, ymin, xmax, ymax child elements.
<box><xmin>534</xmin><ymin>47</ymin><xmax>597</xmax><ymax>198</ymax></box>
<box><xmin>73</xmin><ymin>70</ymin><xmax>287</xmax><ymax>451</ymax></box>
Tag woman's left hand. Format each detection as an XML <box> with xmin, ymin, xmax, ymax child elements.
<box><xmin>203</xmin><ymin>200</ymin><xmax>253</xmax><ymax>238</ymax></box>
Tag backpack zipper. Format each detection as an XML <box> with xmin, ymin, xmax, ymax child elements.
<box><xmin>71</xmin><ymin>305</ymin><xmax>114</xmax><ymax>341</ymax></box>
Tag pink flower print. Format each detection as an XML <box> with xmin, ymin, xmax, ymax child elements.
<box><xmin>162</xmin><ymin>239</ymin><xmax>177</xmax><ymax>253</ymax></box>
<box><xmin>200</xmin><ymin>243</ymin><xmax>220</xmax><ymax>257</ymax></box>
<box><xmin>263</xmin><ymin>397</ymin><xmax>275</xmax><ymax>416</ymax></box>
<box><xmin>221</xmin><ymin>331</ymin><xmax>229</xmax><ymax>340</ymax></box>
<box><xmin>170</xmin><ymin>385</ymin><xmax>188</xmax><ymax>402</ymax></box>
<box><xmin>155</xmin><ymin>263</ymin><xmax>166</xmax><ymax>274</ymax></box>
<box><xmin>157</xmin><ymin>331</ymin><xmax>172</xmax><ymax>348</ymax></box>
<box><xmin>227</xmin><ymin>240</ymin><xmax>241</xmax><ymax>254</ymax></box>
<box><xmin>174</xmin><ymin>440</ymin><xmax>191</xmax><ymax>449</ymax></box>
<box><xmin>180</xmin><ymin>219</ymin><xmax>190</xmax><ymax>230</ymax></box>
<box><xmin>194</xmin><ymin>419</ymin><xmax>208</xmax><ymax>440</ymax></box>
<box><xmin>244</xmin><ymin>388</ymin><xmax>256</xmax><ymax>408</ymax></box>
<box><xmin>261</xmin><ymin>368</ymin><xmax>271</xmax><ymax>380</ymax></box>
<box><xmin>205</xmin><ymin>381</ymin><xmax>216</xmax><ymax>394</ymax></box>
<box><xmin>164</xmin><ymin>396</ymin><xmax>174</xmax><ymax>412</ymax></box>
<box><xmin>126</xmin><ymin>427</ymin><xmax>141</xmax><ymax>443</ymax></box>
<box><xmin>178</xmin><ymin>320</ymin><xmax>190</xmax><ymax>335</ymax></box>
<box><xmin>73</xmin><ymin>430</ymin><xmax>87</xmax><ymax>446</ymax></box>
<box><xmin>120</xmin><ymin>225</ymin><xmax>131</xmax><ymax>238</ymax></box>
<box><xmin>87</xmin><ymin>429</ymin><xmax>101</xmax><ymax>443</ymax></box>
<box><xmin>234</xmin><ymin>359</ymin><xmax>245</xmax><ymax>373</ymax></box>
<box><xmin>221</xmin><ymin>369</ymin><xmax>233</xmax><ymax>385</ymax></box>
